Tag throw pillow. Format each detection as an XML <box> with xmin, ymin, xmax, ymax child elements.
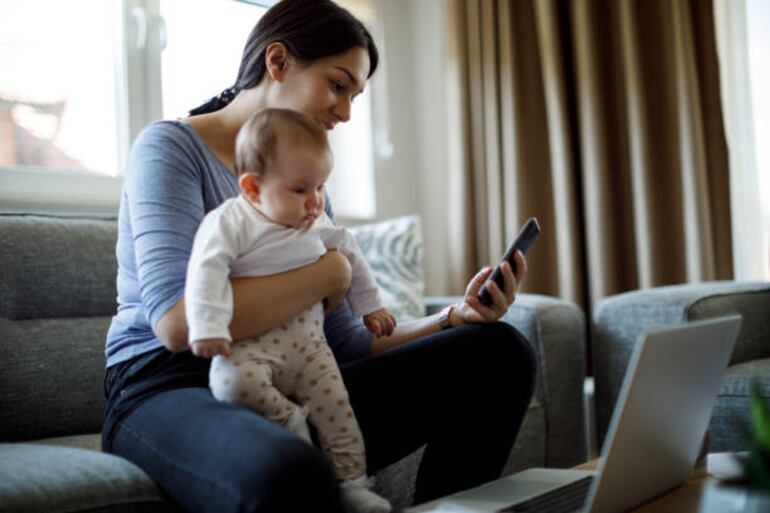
<box><xmin>349</xmin><ymin>215</ymin><xmax>425</xmax><ymax>321</ymax></box>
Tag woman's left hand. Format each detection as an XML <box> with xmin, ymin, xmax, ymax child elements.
<box><xmin>452</xmin><ymin>250</ymin><xmax>527</xmax><ymax>325</ymax></box>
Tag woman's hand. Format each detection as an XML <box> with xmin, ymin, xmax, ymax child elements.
<box><xmin>321</xmin><ymin>250</ymin><xmax>352</xmax><ymax>314</ymax></box>
<box><xmin>452</xmin><ymin>250</ymin><xmax>527</xmax><ymax>325</ymax></box>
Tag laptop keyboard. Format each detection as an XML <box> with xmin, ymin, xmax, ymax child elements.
<box><xmin>497</xmin><ymin>475</ymin><xmax>593</xmax><ymax>513</ymax></box>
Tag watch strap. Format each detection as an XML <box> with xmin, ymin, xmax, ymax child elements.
<box><xmin>438</xmin><ymin>305</ymin><xmax>455</xmax><ymax>330</ymax></box>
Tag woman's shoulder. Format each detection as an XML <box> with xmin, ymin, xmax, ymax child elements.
<box><xmin>128</xmin><ymin>120</ymin><xmax>230</xmax><ymax>181</ymax></box>
<box><xmin>133</xmin><ymin>120</ymin><xmax>199</xmax><ymax>152</ymax></box>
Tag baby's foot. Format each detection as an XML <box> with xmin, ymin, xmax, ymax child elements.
<box><xmin>285</xmin><ymin>405</ymin><xmax>312</xmax><ymax>444</ymax></box>
<box><xmin>340</xmin><ymin>476</ymin><xmax>392</xmax><ymax>513</ymax></box>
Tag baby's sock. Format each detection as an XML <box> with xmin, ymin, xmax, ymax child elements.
<box><xmin>339</xmin><ymin>476</ymin><xmax>392</xmax><ymax>513</ymax></box>
<box><xmin>284</xmin><ymin>405</ymin><xmax>312</xmax><ymax>444</ymax></box>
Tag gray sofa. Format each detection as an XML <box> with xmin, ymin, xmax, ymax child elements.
<box><xmin>0</xmin><ymin>213</ymin><xmax>587</xmax><ymax>512</ymax></box>
<box><xmin>593</xmin><ymin>281</ymin><xmax>770</xmax><ymax>451</ymax></box>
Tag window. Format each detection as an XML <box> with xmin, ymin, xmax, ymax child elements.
<box><xmin>159</xmin><ymin>0</ymin><xmax>265</xmax><ymax>120</ymax></box>
<box><xmin>714</xmin><ymin>0</ymin><xmax>770</xmax><ymax>280</ymax></box>
<box><xmin>0</xmin><ymin>1</ymin><xmax>121</xmax><ymax>177</ymax></box>
<box><xmin>0</xmin><ymin>0</ymin><xmax>378</xmax><ymax>219</ymax></box>
<box><xmin>745</xmin><ymin>0</ymin><xmax>770</xmax><ymax>247</ymax></box>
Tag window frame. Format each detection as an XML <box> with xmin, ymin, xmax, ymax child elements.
<box><xmin>0</xmin><ymin>0</ymin><xmax>163</xmax><ymax>214</ymax></box>
<box><xmin>1</xmin><ymin>0</ymin><xmax>381</xmax><ymax>220</ymax></box>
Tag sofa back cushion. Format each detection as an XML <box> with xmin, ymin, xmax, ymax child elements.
<box><xmin>0</xmin><ymin>214</ymin><xmax>117</xmax><ymax>441</ymax></box>
<box><xmin>688</xmin><ymin>286</ymin><xmax>770</xmax><ymax>366</ymax></box>
<box><xmin>349</xmin><ymin>215</ymin><xmax>425</xmax><ymax>321</ymax></box>
<box><xmin>0</xmin><ymin>214</ymin><xmax>118</xmax><ymax>319</ymax></box>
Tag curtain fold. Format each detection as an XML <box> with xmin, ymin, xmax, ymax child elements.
<box><xmin>446</xmin><ymin>0</ymin><xmax>733</xmax><ymax>311</ymax></box>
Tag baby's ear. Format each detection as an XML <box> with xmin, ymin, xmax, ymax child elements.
<box><xmin>239</xmin><ymin>173</ymin><xmax>260</xmax><ymax>202</ymax></box>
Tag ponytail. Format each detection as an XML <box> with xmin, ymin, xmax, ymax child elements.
<box><xmin>189</xmin><ymin>86</ymin><xmax>239</xmax><ymax>117</ymax></box>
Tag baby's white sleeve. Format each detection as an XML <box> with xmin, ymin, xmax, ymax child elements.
<box><xmin>316</xmin><ymin>217</ymin><xmax>382</xmax><ymax>317</ymax></box>
<box><xmin>185</xmin><ymin>209</ymin><xmax>241</xmax><ymax>343</ymax></box>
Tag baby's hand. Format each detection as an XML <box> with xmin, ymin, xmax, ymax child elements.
<box><xmin>363</xmin><ymin>308</ymin><xmax>397</xmax><ymax>337</ymax></box>
<box><xmin>191</xmin><ymin>338</ymin><xmax>230</xmax><ymax>359</ymax></box>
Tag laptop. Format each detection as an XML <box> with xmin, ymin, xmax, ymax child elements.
<box><xmin>406</xmin><ymin>314</ymin><xmax>742</xmax><ymax>513</ymax></box>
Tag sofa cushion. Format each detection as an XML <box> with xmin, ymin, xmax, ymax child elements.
<box><xmin>0</xmin><ymin>317</ymin><xmax>110</xmax><ymax>441</ymax></box>
<box><xmin>349</xmin><ymin>215</ymin><xmax>425</xmax><ymax>321</ymax></box>
<box><xmin>688</xmin><ymin>287</ymin><xmax>770</xmax><ymax>366</ymax></box>
<box><xmin>0</xmin><ymin>214</ymin><xmax>118</xmax><ymax>320</ymax></box>
<box><xmin>0</xmin><ymin>442</ymin><xmax>176</xmax><ymax>513</ymax></box>
<box><xmin>711</xmin><ymin>358</ymin><xmax>770</xmax><ymax>451</ymax></box>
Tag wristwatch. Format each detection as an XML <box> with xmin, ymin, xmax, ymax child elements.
<box><xmin>438</xmin><ymin>305</ymin><xmax>455</xmax><ymax>330</ymax></box>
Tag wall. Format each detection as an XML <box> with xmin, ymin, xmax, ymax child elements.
<box><xmin>370</xmin><ymin>0</ymin><xmax>453</xmax><ymax>296</ymax></box>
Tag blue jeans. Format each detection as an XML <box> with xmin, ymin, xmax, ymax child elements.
<box><xmin>103</xmin><ymin>322</ymin><xmax>536</xmax><ymax>513</ymax></box>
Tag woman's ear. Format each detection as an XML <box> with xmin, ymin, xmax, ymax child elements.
<box><xmin>265</xmin><ymin>42</ymin><xmax>290</xmax><ymax>82</ymax></box>
<box><xmin>239</xmin><ymin>173</ymin><xmax>261</xmax><ymax>202</ymax></box>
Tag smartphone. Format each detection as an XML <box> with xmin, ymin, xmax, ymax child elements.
<box><xmin>477</xmin><ymin>217</ymin><xmax>541</xmax><ymax>306</ymax></box>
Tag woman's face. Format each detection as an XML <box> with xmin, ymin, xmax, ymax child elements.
<box><xmin>271</xmin><ymin>46</ymin><xmax>370</xmax><ymax>131</ymax></box>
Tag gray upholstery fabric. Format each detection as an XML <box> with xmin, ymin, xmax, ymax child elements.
<box><xmin>0</xmin><ymin>214</ymin><xmax>118</xmax><ymax>320</ymax></box>
<box><xmin>1</xmin><ymin>213</ymin><xmax>588</xmax><ymax>511</ymax></box>
<box><xmin>593</xmin><ymin>281</ymin><xmax>770</xmax><ymax>450</ymax></box>
<box><xmin>0</xmin><ymin>443</ymin><xmax>177</xmax><ymax>513</ymax></box>
<box><xmin>35</xmin><ymin>433</ymin><xmax>103</xmax><ymax>451</ymax></box>
<box><xmin>0</xmin><ymin>317</ymin><xmax>110</xmax><ymax>441</ymax></box>
<box><xmin>502</xmin><ymin>294</ymin><xmax>587</xmax><ymax>468</ymax></box>
<box><xmin>711</xmin><ymin>359</ymin><xmax>770</xmax><ymax>452</ymax></box>
<box><xmin>688</xmin><ymin>288</ymin><xmax>770</xmax><ymax>366</ymax></box>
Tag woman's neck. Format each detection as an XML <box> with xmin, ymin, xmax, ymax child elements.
<box><xmin>184</xmin><ymin>88</ymin><xmax>269</xmax><ymax>174</ymax></box>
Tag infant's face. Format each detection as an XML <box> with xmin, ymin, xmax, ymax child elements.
<box><xmin>254</xmin><ymin>144</ymin><xmax>332</xmax><ymax>229</ymax></box>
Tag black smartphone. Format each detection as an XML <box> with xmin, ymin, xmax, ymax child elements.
<box><xmin>477</xmin><ymin>217</ymin><xmax>541</xmax><ymax>306</ymax></box>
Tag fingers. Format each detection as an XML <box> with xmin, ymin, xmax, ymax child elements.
<box><xmin>365</xmin><ymin>311</ymin><xmax>397</xmax><ymax>337</ymax></box>
<box><xmin>191</xmin><ymin>340</ymin><xmax>229</xmax><ymax>359</ymax></box>
<box><xmin>471</xmin><ymin>282</ymin><xmax>505</xmax><ymax>321</ymax></box>
<box><xmin>512</xmin><ymin>250</ymin><xmax>527</xmax><ymax>282</ymax></box>
<box><xmin>382</xmin><ymin>313</ymin><xmax>396</xmax><ymax>336</ymax></box>
<box><xmin>460</xmin><ymin>260</ymin><xmax>520</xmax><ymax>324</ymax></box>
<box><xmin>500</xmin><ymin>260</ymin><xmax>518</xmax><ymax>304</ymax></box>
<box><xmin>366</xmin><ymin>317</ymin><xmax>383</xmax><ymax>337</ymax></box>
<box><xmin>465</xmin><ymin>266</ymin><xmax>493</xmax><ymax>297</ymax></box>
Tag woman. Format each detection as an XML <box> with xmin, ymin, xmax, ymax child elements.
<box><xmin>103</xmin><ymin>1</ymin><xmax>536</xmax><ymax>512</ymax></box>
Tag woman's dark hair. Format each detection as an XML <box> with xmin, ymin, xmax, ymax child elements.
<box><xmin>190</xmin><ymin>0</ymin><xmax>379</xmax><ymax>116</ymax></box>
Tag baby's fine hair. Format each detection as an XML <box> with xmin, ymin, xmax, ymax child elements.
<box><xmin>235</xmin><ymin>108</ymin><xmax>329</xmax><ymax>177</ymax></box>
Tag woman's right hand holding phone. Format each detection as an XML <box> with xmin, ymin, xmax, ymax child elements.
<box><xmin>454</xmin><ymin>250</ymin><xmax>527</xmax><ymax>325</ymax></box>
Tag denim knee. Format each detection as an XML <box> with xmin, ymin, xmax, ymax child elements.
<box><xmin>227</xmin><ymin>435</ymin><xmax>343</xmax><ymax>513</ymax></box>
<box><xmin>468</xmin><ymin>322</ymin><xmax>538</xmax><ymax>393</ymax></box>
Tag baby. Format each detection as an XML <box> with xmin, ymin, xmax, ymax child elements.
<box><xmin>185</xmin><ymin>108</ymin><xmax>395</xmax><ymax>513</ymax></box>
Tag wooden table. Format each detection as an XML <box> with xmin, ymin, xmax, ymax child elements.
<box><xmin>575</xmin><ymin>452</ymin><xmax>741</xmax><ymax>512</ymax></box>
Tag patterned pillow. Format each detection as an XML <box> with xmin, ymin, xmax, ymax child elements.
<box><xmin>349</xmin><ymin>215</ymin><xmax>425</xmax><ymax>321</ymax></box>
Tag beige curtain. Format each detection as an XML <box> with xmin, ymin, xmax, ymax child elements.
<box><xmin>445</xmin><ymin>0</ymin><xmax>733</xmax><ymax>311</ymax></box>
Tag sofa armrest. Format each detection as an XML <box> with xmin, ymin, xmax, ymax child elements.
<box><xmin>501</xmin><ymin>293</ymin><xmax>587</xmax><ymax>467</ymax></box>
<box><xmin>592</xmin><ymin>280</ymin><xmax>770</xmax><ymax>445</ymax></box>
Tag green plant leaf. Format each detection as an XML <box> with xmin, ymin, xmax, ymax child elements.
<box><xmin>741</xmin><ymin>380</ymin><xmax>770</xmax><ymax>493</ymax></box>
<box><xmin>750</xmin><ymin>382</ymin><xmax>770</xmax><ymax>450</ymax></box>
